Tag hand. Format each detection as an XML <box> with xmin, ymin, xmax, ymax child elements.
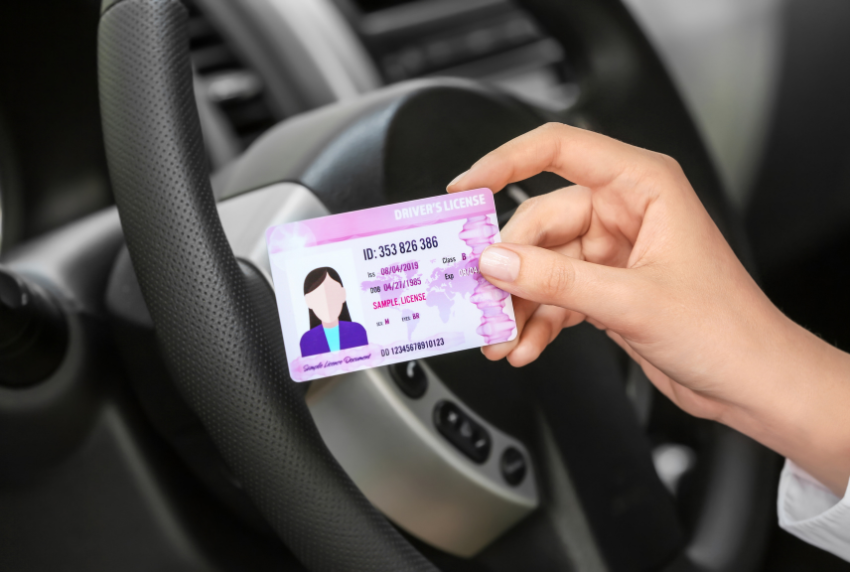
<box><xmin>449</xmin><ymin>123</ymin><xmax>775</xmax><ymax>420</ymax></box>
<box><xmin>448</xmin><ymin>123</ymin><xmax>850</xmax><ymax>496</ymax></box>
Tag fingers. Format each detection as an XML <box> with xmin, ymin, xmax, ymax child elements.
<box><xmin>483</xmin><ymin>278</ymin><xmax>587</xmax><ymax>366</ymax></box>
<box><xmin>481</xmin><ymin>296</ymin><xmax>538</xmax><ymax>360</ymax></box>
<box><xmin>509</xmin><ymin>304</ymin><xmax>582</xmax><ymax>367</ymax></box>
<box><xmin>478</xmin><ymin>242</ymin><xmax>641</xmax><ymax>333</ymax></box>
<box><xmin>484</xmin><ymin>299</ymin><xmax>587</xmax><ymax>366</ymax></box>
<box><xmin>482</xmin><ymin>301</ymin><xmax>581</xmax><ymax>366</ymax></box>
<box><xmin>500</xmin><ymin>186</ymin><xmax>634</xmax><ymax>268</ymax></box>
<box><xmin>446</xmin><ymin>122</ymin><xmax>663</xmax><ymax>195</ymax></box>
<box><xmin>499</xmin><ymin>185</ymin><xmax>593</xmax><ymax>249</ymax></box>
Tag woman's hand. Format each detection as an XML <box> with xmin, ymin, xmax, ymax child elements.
<box><xmin>449</xmin><ymin>122</ymin><xmax>776</xmax><ymax>421</ymax></box>
<box><xmin>448</xmin><ymin>123</ymin><xmax>850</xmax><ymax>496</ymax></box>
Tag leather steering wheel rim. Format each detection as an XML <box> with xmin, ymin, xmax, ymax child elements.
<box><xmin>98</xmin><ymin>0</ymin><xmax>771</xmax><ymax>571</ymax></box>
<box><xmin>99</xmin><ymin>0</ymin><xmax>436</xmax><ymax>570</ymax></box>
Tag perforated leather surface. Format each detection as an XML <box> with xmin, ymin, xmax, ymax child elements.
<box><xmin>98</xmin><ymin>1</ymin><xmax>437</xmax><ymax>570</ymax></box>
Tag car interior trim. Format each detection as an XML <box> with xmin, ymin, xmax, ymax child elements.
<box><xmin>358</xmin><ymin>0</ymin><xmax>507</xmax><ymax>37</ymax></box>
<box><xmin>259</xmin><ymin>0</ymin><xmax>382</xmax><ymax>101</ymax></box>
<box><xmin>307</xmin><ymin>362</ymin><xmax>538</xmax><ymax>557</ymax></box>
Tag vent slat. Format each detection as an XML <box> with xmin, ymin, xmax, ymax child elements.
<box><xmin>184</xmin><ymin>0</ymin><xmax>279</xmax><ymax>154</ymax></box>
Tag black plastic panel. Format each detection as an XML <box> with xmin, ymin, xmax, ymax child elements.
<box><xmin>433</xmin><ymin>400</ymin><xmax>491</xmax><ymax>464</ymax></box>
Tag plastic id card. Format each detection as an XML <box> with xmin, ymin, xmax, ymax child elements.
<box><xmin>266</xmin><ymin>189</ymin><xmax>517</xmax><ymax>381</ymax></box>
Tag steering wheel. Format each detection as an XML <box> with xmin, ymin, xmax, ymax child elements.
<box><xmin>98</xmin><ymin>0</ymin><xmax>775</xmax><ymax>570</ymax></box>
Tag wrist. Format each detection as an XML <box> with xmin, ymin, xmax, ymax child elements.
<box><xmin>720</xmin><ymin>311</ymin><xmax>850</xmax><ymax>496</ymax></box>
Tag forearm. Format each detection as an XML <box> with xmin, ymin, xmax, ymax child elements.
<box><xmin>721</xmin><ymin>312</ymin><xmax>850</xmax><ymax>497</ymax></box>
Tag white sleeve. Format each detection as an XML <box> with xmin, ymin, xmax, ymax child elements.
<box><xmin>778</xmin><ymin>458</ymin><xmax>850</xmax><ymax>562</ymax></box>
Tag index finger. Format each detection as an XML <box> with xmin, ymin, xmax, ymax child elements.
<box><xmin>498</xmin><ymin>185</ymin><xmax>592</xmax><ymax>249</ymax></box>
<box><xmin>446</xmin><ymin>122</ymin><xmax>654</xmax><ymax>194</ymax></box>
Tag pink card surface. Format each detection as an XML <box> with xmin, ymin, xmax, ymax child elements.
<box><xmin>266</xmin><ymin>189</ymin><xmax>517</xmax><ymax>381</ymax></box>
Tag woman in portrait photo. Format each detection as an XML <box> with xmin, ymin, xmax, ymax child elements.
<box><xmin>299</xmin><ymin>267</ymin><xmax>369</xmax><ymax>357</ymax></box>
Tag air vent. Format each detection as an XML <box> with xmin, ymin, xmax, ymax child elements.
<box><xmin>185</xmin><ymin>1</ymin><xmax>278</xmax><ymax>151</ymax></box>
<box><xmin>356</xmin><ymin>0</ymin><xmax>578</xmax><ymax>112</ymax></box>
<box><xmin>379</xmin><ymin>13</ymin><xmax>543</xmax><ymax>82</ymax></box>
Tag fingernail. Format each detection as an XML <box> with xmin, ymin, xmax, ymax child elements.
<box><xmin>479</xmin><ymin>246</ymin><xmax>520</xmax><ymax>282</ymax></box>
<box><xmin>447</xmin><ymin>170</ymin><xmax>468</xmax><ymax>189</ymax></box>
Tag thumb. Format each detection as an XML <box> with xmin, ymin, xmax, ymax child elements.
<box><xmin>478</xmin><ymin>243</ymin><xmax>642</xmax><ymax>331</ymax></box>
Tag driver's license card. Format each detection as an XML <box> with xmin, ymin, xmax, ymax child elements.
<box><xmin>266</xmin><ymin>189</ymin><xmax>517</xmax><ymax>381</ymax></box>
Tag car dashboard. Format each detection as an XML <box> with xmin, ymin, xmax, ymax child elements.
<box><xmin>187</xmin><ymin>0</ymin><xmax>577</xmax><ymax>171</ymax></box>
